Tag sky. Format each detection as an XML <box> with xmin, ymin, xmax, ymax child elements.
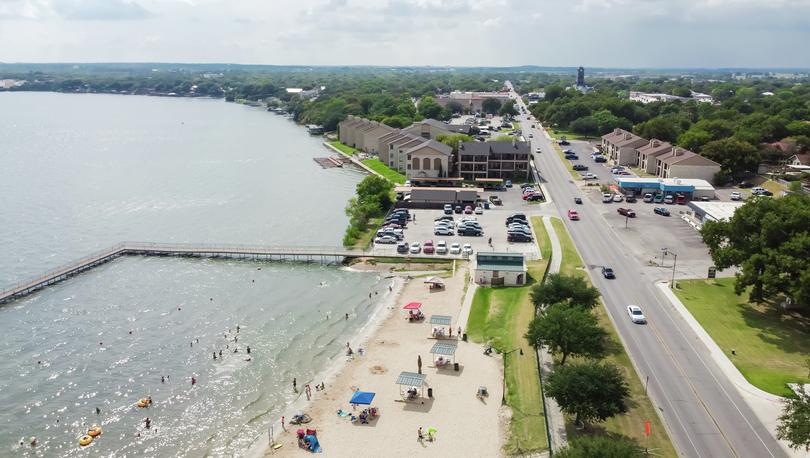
<box><xmin>1</xmin><ymin>0</ymin><xmax>809</xmax><ymax>68</ymax></box>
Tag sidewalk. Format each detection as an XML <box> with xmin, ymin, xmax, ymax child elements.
<box><xmin>537</xmin><ymin>216</ymin><xmax>568</xmax><ymax>453</ymax></box>
<box><xmin>657</xmin><ymin>283</ymin><xmax>809</xmax><ymax>458</ymax></box>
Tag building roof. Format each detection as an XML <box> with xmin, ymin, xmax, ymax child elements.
<box><xmin>458</xmin><ymin>140</ymin><xmax>531</xmax><ymax>157</ymax></box>
<box><xmin>637</xmin><ymin>139</ymin><xmax>673</xmax><ymax>157</ymax></box>
<box><xmin>658</xmin><ymin>148</ymin><xmax>720</xmax><ymax>167</ymax></box>
<box><xmin>790</xmin><ymin>154</ymin><xmax>810</xmax><ymax>165</ymax></box>
<box><xmin>475</xmin><ymin>252</ymin><xmax>526</xmax><ymax>272</ymax></box>
<box><xmin>687</xmin><ymin>201</ymin><xmax>745</xmax><ymax>222</ymax></box>
<box><xmin>405</xmin><ymin>139</ymin><xmax>452</xmax><ymax>156</ymax></box>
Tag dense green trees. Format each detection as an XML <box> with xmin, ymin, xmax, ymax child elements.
<box><xmin>436</xmin><ymin>134</ymin><xmax>473</xmax><ymax>153</ymax></box>
<box><xmin>482</xmin><ymin>97</ymin><xmax>502</xmax><ymax>114</ymax></box>
<box><xmin>700</xmin><ymin>138</ymin><xmax>760</xmax><ymax>180</ymax></box>
<box><xmin>555</xmin><ymin>436</ymin><xmax>644</xmax><ymax>458</ymax></box>
<box><xmin>417</xmin><ymin>96</ymin><xmax>446</xmax><ymax>120</ymax></box>
<box><xmin>546</xmin><ymin>361</ymin><xmax>630</xmax><ymax>426</ymax></box>
<box><xmin>499</xmin><ymin>99</ymin><xmax>518</xmax><ymax>117</ymax></box>
<box><xmin>777</xmin><ymin>387</ymin><xmax>810</xmax><ymax>451</ymax></box>
<box><xmin>342</xmin><ymin>175</ymin><xmax>394</xmax><ymax>247</ymax></box>
<box><xmin>701</xmin><ymin>194</ymin><xmax>810</xmax><ymax>308</ymax></box>
<box><xmin>530</xmin><ymin>273</ymin><xmax>600</xmax><ymax>309</ymax></box>
<box><xmin>525</xmin><ymin>304</ymin><xmax>607</xmax><ymax>365</ymax></box>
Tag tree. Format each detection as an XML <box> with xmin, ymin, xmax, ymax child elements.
<box><xmin>634</xmin><ymin>117</ymin><xmax>680</xmax><ymax>143</ymax></box>
<box><xmin>677</xmin><ymin>128</ymin><xmax>713</xmax><ymax>152</ymax></box>
<box><xmin>356</xmin><ymin>174</ymin><xmax>394</xmax><ymax>210</ymax></box>
<box><xmin>530</xmin><ymin>273</ymin><xmax>600</xmax><ymax>309</ymax></box>
<box><xmin>382</xmin><ymin>115</ymin><xmax>412</xmax><ymax>128</ymax></box>
<box><xmin>787</xmin><ymin>120</ymin><xmax>810</xmax><ymax>138</ymax></box>
<box><xmin>700</xmin><ymin>138</ymin><xmax>760</xmax><ymax>181</ymax></box>
<box><xmin>499</xmin><ymin>99</ymin><xmax>518</xmax><ymax>117</ymax></box>
<box><xmin>544</xmin><ymin>84</ymin><xmax>565</xmax><ymax>103</ymax></box>
<box><xmin>417</xmin><ymin>96</ymin><xmax>443</xmax><ymax>120</ymax></box>
<box><xmin>525</xmin><ymin>304</ymin><xmax>607</xmax><ymax>365</ymax></box>
<box><xmin>446</xmin><ymin>100</ymin><xmax>464</xmax><ymax>114</ymax></box>
<box><xmin>555</xmin><ymin>436</ymin><xmax>644</xmax><ymax>458</ymax></box>
<box><xmin>436</xmin><ymin>133</ymin><xmax>473</xmax><ymax>153</ymax></box>
<box><xmin>701</xmin><ymin>194</ymin><xmax>810</xmax><ymax>307</ymax></box>
<box><xmin>546</xmin><ymin>361</ymin><xmax>630</xmax><ymax>426</ymax></box>
<box><xmin>776</xmin><ymin>386</ymin><xmax>810</xmax><ymax>451</ymax></box>
<box><xmin>482</xmin><ymin>97</ymin><xmax>502</xmax><ymax>115</ymax></box>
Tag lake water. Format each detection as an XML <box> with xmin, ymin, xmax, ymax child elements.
<box><xmin>0</xmin><ymin>92</ymin><xmax>383</xmax><ymax>456</ymax></box>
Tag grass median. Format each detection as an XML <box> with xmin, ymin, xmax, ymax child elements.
<box><xmin>465</xmin><ymin>217</ymin><xmax>552</xmax><ymax>455</ymax></box>
<box><xmin>674</xmin><ymin>278</ymin><xmax>810</xmax><ymax>396</ymax></box>
<box><xmin>361</xmin><ymin>158</ymin><xmax>406</xmax><ymax>184</ymax></box>
<box><xmin>550</xmin><ymin>217</ymin><xmax>677</xmax><ymax>457</ymax></box>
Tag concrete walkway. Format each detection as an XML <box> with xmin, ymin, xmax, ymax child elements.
<box><xmin>537</xmin><ymin>216</ymin><xmax>568</xmax><ymax>453</ymax></box>
<box><xmin>657</xmin><ymin>283</ymin><xmax>809</xmax><ymax>458</ymax></box>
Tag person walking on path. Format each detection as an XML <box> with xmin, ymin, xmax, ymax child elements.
<box><xmin>305</xmin><ymin>384</ymin><xmax>311</xmax><ymax>400</ymax></box>
<box><xmin>417</xmin><ymin>427</ymin><xmax>424</xmax><ymax>443</ymax></box>
<box><xmin>417</xmin><ymin>355</ymin><xmax>422</xmax><ymax>375</ymax></box>
<box><xmin>281</xmin><ymin>416</ymin><xmax>285</xmax><ymax>431</ymax></box>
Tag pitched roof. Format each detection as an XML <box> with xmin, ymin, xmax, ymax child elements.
<box><xmin>791</xmin><ymin>154</ymin><xmax>810</xmax><ymax>165</ymax></box>
<box><xmin>658</xmin><ymin>148</ymin><xmax>720</xmax><ymax>166</ymax></box>
<box><xmin>458</xmin><ymin>140</ymin><xmax>531</xmax><ymax>156</ymax></box>
<box><xmin>405</xmin><ymin>139</ymin><xmax>452</xmax><ymax>156</ymax></box>
<box><xmin>637</xmin><ymin>139</ymin><xmax>673</xmax><ymax>157</ymax></box>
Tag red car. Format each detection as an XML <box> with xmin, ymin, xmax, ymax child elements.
<box><xmin>464</xmin><ymin>206</ymin><xmax>473</xmax><ymax>214</ymax></box>
<box><xmin>423</xmin><ymin>240</ymin><xmax>435</xmax><ymax>254</ymax></box>
<box><xmin>617</xmin><ymin>208</ymin><xmax>636</xmax><ymax>217</ymax></box>
<box><xmin>567</xmin><ymin>209</ymin><xmax>579</xmax><ymax>220</ymax></box>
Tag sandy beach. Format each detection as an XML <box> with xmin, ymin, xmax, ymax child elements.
<box><xmin>261</xmin><ymin>264</ymin><xmax>505</xmax><ymax>457</ymax></box>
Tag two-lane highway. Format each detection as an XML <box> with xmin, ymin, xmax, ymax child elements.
<box><xmin>508</xmin><ymin>83</ymin><xmax>785</xmax><ymax>458</ymax></box>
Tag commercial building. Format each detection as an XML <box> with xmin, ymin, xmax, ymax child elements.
<box><xmin>474</xmin><ymin>252</ymin><xmax>527</xmax><ymax>286</ymax></box>
<box><xmin>395</xmin><ymin>187</ymin><xmax>481</xmax><ymax>208</ymax></box>
<box><xmin>457</xmin><ymin>140</ymin><xmax>531</xmax><ymax>181</ymax></box>
<box><xmin>687</xmin><ymin>201</ymin><xmax>745</xmax><ymax>223</ymax></box>
<box><xmin>436</xmin><ymin>91</ymin><xmax>512</xmax><ymax>114</ymax></box>
<box><xmin>601</xmin><ymin>129</ymin><xmax>648</xmax><ymax>166</ymax></box>
<box><xmin>629</xmin><ymin>91</ymin><xmax>714</xmax><ymax>104</ymax></box>
<box><xmin>615</xmin><ymin>177</ymin><xmax>716</xmax><ymax>200</ymax></box>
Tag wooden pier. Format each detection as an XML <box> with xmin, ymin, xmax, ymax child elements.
<box><xmin>0</xmin><ymin>242</ymin><xmax>460</xmax><ymax>304</ymax></box>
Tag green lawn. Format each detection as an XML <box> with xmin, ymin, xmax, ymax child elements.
<box><xmin>550</xmin><ymin>217</ymin><xmax>677</xmax><ymax>457</ymax></box>
<box><xmin>466</xmin><ymin>224</ymin><xmax>551</xmax><ymax>455</ymax></box>
<box><xmin>548</xmin><ymin>128</ymin><xmax>596</xmax><ymax>141</ymax></box>
<box><xmin>361</xmin><ymin>158</ymin><xmax>406</xmax><ymax>184</ymax></box>
<box><xmin>551</xmin><ymin>143</ymin><xmax>582</xmax><ymax>181</ymax></box>
<box><xmin>674</xmin><ymin>278</ymin><xmax>810</xmax><ymax>396</ymax></box>
<box><xmin>328</xmin><ymin>140</ymin><xmax>357</xmax><ymax>156</ymax></box>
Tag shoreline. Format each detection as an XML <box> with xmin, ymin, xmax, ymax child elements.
<box><xmin>243</xmin><ymin>273</ymin><xmax>408</xmax><ymax>457</ymax></box>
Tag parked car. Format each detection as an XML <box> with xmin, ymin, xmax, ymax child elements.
<box><xmin>397</xmin><ymin>242</ymin><xmax>408</xmax><ymax>253</ymax></box>
<box><xmin>565</xmin><ymin>154</ymin><xmax>579</xmax><ymax>160</ymax></box>
<box><xmin>489</xmin><ymin>195</ymin><xmax>502</xmax><ymax>205</ymax></box>
<box><xmin>612</xmin><ymin>194</ymin><xmax>624</xmax><ymax>203</ymax></box>
<box><xmin>462</xmin><ymin>244</ymin><xmax>474</xmax><ymax>255</ymax></box>
<box><xmin>423</xmin><ymin>240</ymin><xmax>435</xmax><ymax>254</ymax></box>
<box><xmin>617</xmin><ymin>208</ymin><xmax>636</xmax><ymax>217</ymax></box>
<box><xmin>582</xmin><ymin>173</ymin><xmax>597</xmax><ymax>180</ymax></box>
<box><xmin>574</xmin><ymin>197</ymin><xmax>582</xmax><ymax>204</ymax></box>
<box><xmin>434</xmin><ymin>226</ymin><xmax>454</xmax><ymax>236</ymax></box>
<box><xmin>559</xmin><ymin>139</ymin><xmax>570</xmax><ymax>145</ymax></box>
<box><xmin>654</xmin><ymin>207</ymin><xmax>671</xmax><ymax>216</ymax></box>
<box><xmin>474</xmin><ymin>206</ymin><xmax>484</xmax><ymax>215</ymax></box>
<box><xmin>563</xmin><ymin>149</ymin><xmax>574</xmax><ymax>154</ymax></box>
<box><xmin>526</xmin><ymin>193</ymin><xmax>544</xmax><ymax>201</ymax></box>
<box><xmin>602</xmin><ymin>267</ymin><xmax>615</xmax><ymax>279</ymax></box>
<box><xmin>535</xmin><ymin>147</ymin><xmax>542</xmax><ymax>153</ymax></box>
<box><xmin>404</xmin><ymin>180</ymin><xmax>412</xmax><ymax>187</ymax></box>
<box><xmin>739</xmin><ymin>181</ymin><xmax>753</xmax><ymax>188</ymax></box>
<box><xmin>454</xmin><ymin>205</ymin><xmax>463</xmax><ymax>214</ymax></box>
<box><xmin>627</xmin><ymin>305</ymin><xmax>646</xmax><ymax>324</ymax></box>
<box><xmin>653</xmin><ymin>194</ymin><xmax>664</xmax><ymax>203</ymax></box>
<box><xmin>464</xmin><ymin>205</ymin><xmax>473</xmax><ymax>214</ymax></box>
<box><xmin>435</xmin><ymin>240</ymin><xmax>448</xmax><ymax>254</ymax></box>
<box><xmin>508</xmin><ymin>233</ymin><xmax>533</xmax><ymax>242</ymax></box>
<box><xmin>567</xmin><ymin>209</ymin><xmax>579</xmax><ymax>220</ymax></box>
<box><xmin>676</xmin><ymin>194</ymin><xmax>686</xmax><ymax>204</ymax></box>
<box><xmin>663</xmin><ymin>195</ymin><xmax>675</xmax><ymax>205</ymax></box>
<box><xmin>374</xmin><ymin>235</ymin><xmax>398</xmax><ymax>244</ymax></box>
<box><xmin>643</xmin><ymin>193</ymin><xmax>654</xmax><ymax>203</ymax></box>
<box><xmin>458</xmin><ymin>227</ymin><xmax>483</xmax><ymax>236</ymax></box>
<box><xmin>409</xmin><ymin>242</ymin><xmax>421</xmax><ymax>254</ymax></box>
<box><xmin>624</xmin><ymin>194</ymin><xmax>636</xmax><ymax>203</ymax></box>
<box><xmin>435</xmin><ymin>215</ymin><xmax>454</xmax><ymax>222</ymax></box>
<box><xmin>602</xmin><ymin>193</ymin><xmax>613</xmax><ymax>203</ymax></box>
<box><xmin>730</xmin><ymin>191</ymin><xmax>742</xmax><ymax>201</ymax></box>
<box><xmin>572</xmin><ymin>164</ymin><xmax>588</xmax><ymax>171</ymax></box>
<box><xmin>505</xmin><ymin>180</ymin><xmax>513</xmax><ymax>188</ymax></box>
<box><xmin>449</xmin><ymin>243</ymin><xmax>461</xmax><ymax>254</ymax></box>
<box><xmin>443</xmin><ymin>204</ymin><xmax>453</xmax><ymax>214</ymax></box>
<box><xmin>594</xmin><ymin>156</ymin><xmax>607</xmax><ymax>163</ymax></box>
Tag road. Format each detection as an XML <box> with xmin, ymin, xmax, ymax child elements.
<box><xmin>508</xmin><ymin>82</ymin><xmax>786</xmax><ymax>458</ymax></box>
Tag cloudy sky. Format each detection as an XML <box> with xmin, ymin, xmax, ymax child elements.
<box><xmin>1</xmin><ymin>0</ymin><xmax>809</xmax><ymax>67</ymax></box>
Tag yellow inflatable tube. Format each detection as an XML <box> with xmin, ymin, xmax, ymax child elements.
<box><xmin>79</xmin><ymin>435</ymin><xmax>93</xmax><ymax>446</ymax></box>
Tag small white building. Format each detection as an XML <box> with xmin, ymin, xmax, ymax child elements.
<box><xmin>474</xmin><ymin>252</ymin><xmax>527</xmax><ymax>286</ymax></box>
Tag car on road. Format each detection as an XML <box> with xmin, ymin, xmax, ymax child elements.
<box><xmin>601</xmin><ymin>267</ymin><xmax>615</xmax><ymax>279</ymax></box>
<box><xmin>489</xmin><ymin>195</ymin><xmax>502</xmax><ymax>205</ymax></box>
<box><xmin>627</xmin><ymin>305</ymin><xmax>646</xmax><ymax>324</ymax></box>
<box><xmin>612</xmin><ymin>194</ymin><xmax>624</xmax><ymax>203</ymax></box>
<box><xmin>730</xmin><ymin>191</ymin><xmax>742</xmax><ymax>201</ymax></box>
<box><xmin>474</xmin><ymin>206</ymin><xmax>484</xmax><ymax>215</ymax></box>
<box><xmin>374</xmin><ymin>235</ymin><xmax>398</xmax><ymax>244</ymax></box>
<box><xmin>462</xmin><ymin>244</ymin><xmax>474</xmax><ymax>255</ymax></box>
<box><xmin>654</xmin><ymin>207</ymin><xmax>671</xmax><ymax>216</ymax></box>
<box><xmin>574</xmin><ymin>197</ymin><xmax>582</xmax><ymax>204</ymax></box>
<box><xmin>464</xmin><ymin>205</ymin><xmax>473</xmax><ymax>214</ymax></box>
<box><xmin>582</xmin><ymin>173</ymin><xmax>598</xmax><ymax>180</ymax></box>
<box><xmin>505</xmin><ymin>180</ymin><xmax>513</xmax><ymax>188</ymax></box>
<box><xmin>572</xmin><ymin>164</ymin><xmax>588</xmax><ymax>171</ymax></box>
<box><xmin>423</xmin><ymin>240</ymin><xmax>435</xmax><ymax>254</ymax></box>
<box><xmin>397</xmin><ymin>242</ymin><xmax>408</xmax><ymax>254</ymax></box>
<box><xmin>435</xmin><ymin>240</ymin><xmax>448</xmax><ymax>254</ymax></box>
<box><xmin>617</xmin><ymin>208</ymin><xmax>636</xmax><ymax>217</ymax></box>
<box><xmin>449</xmin><ymin>242</ymin><xmax>461</xmax><ymax>254</ymax></box>
<box><xmin>602</xmin><ymin>193</ymin><xmax>613</xmax><ymax>203</ymax></box>
<box><xmin>567</xmin><ymin>209</ymin><xmax>579</xmax><ymax>220</ymax></box>
<box><xmin>434</xmin><ymin>226</ymin><xmax>454</xmax><ymax>236</ymax></box>
<box><xmin>409</xmin><ymin>242</ymin><xmax>421</xmax><ymax>254</ymax></box>
<box><xmin>404</xmin><ymin>180</ymin><xmax>412</xmax><ymax>187</ymax></box>
<box><xmin>535</xmin><ymin>147</ymin><xmax>542</xmax><ymax>153</ymax></box>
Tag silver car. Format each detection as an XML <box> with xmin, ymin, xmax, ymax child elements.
<box><xmin>627</xmin><ymin>305</ymin><xmax>646</xmax><ymax>324</ymax></box>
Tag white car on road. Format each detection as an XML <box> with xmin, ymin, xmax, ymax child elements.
<box><xmin>730</xmin><ymin>191</ymin><xmax>742</xmax><ymax>201</ymax></box>
<box><xmin>627</xmin><ymin>305</ymin><xmax>646</xmax><ymax>324</ymax></box>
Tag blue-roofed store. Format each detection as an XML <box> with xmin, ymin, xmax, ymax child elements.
<box><xmin>614</xmin><ymin>177</ymin><xmax>715</xmax><ymax>200</ymax></box>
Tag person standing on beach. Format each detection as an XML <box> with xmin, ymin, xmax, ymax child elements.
<box><xmin>161</xmin><ymin>375</ymin><xmax>165</xmax><ymax>383</ymax></box>
<box><xmin>292</xmin><ymin>378</ymin><xmax>297</xmax><ymax>392</ymax></box>
<box><xmin>219</xmin><ymin>350</ymin><xmax>223</xmax><ymax>358</ymax></box>
<box><xmin>417</xmin><ymin>355</ymin><xmax>422</xmax><ymax>375</ymax></box>
<box><xmin>247</xmin><ymin>346</ymin><xmax>251</xmax><ymax>354</ymax></box>
<box><xmin>281</xmin><ymin>416</ymin><xmax>285</xmax><ymax>431</ymax></box>
<box><xmin>213</xmin><ymin>352</ymin><xmax>217</xmax><ymax>360</ymax></box>
<box><xmin>305</xmin><ymin>384</ymin><xmax>311</xmax><ymax>400</ymax></box>
<box><xmin>418</xmin><ymin>427</ymin><xmax>424</xmax><ymax>443</ymax></box>
<box><xmin>95</xmin><ymin>407</ymin><xmax>100</xmax><ymax>415</ymax></box>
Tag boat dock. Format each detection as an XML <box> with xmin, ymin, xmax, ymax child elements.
<box><xmin>313</xmin><ymin>156</ymin><xmax>351</xmax><ymax>168</ymax></box>
<box><xmin>0</xmin><ymin>242</ymin><xmax>460</xmax><ymax>304</ymax></box>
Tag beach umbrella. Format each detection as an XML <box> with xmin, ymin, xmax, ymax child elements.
<box><xmin>402</xmin><ymin>302</ymin><xmax>422</xmax><ymax>310</ymax></box>
<box><xmin>427</xmin><ymin>427</ymin><xmax>437</xmax><ymax>434</ymax></box>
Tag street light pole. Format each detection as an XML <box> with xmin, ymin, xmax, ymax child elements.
<box><xmin>669</xmin><ymin>251</ymin><xmax>678</xmax><ymax>289</ymax></box>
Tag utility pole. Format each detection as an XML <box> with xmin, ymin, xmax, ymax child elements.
<box><xmin>665</xmin><ymin>250</ymin><xmax>678</xmax><ymax>289</ymax></box>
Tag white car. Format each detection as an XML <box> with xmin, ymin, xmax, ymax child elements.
<box><xmin>374</xmin><ymin>235</ymin><xmax>398</xmax><ymax>244</ymax></box>
<box><xmin>627</xmin><ymin>305</ymin><xmax>646</xmax><ymax>324</ymax></box>
<box><xmin>434</xmin><ymin>226</ymin><xmax>454</xmax><ymax>236</ymax></box>
<box><xmin>435</xmin><ymin>240</ymin><xmax>448</xmax><ymax>254</ymax></box>
<box><xmin>582</xmin><ymin>173</ymin><xmax>597</xmax><ymax>180</ymax></box>
<box><xmin>730</xmin><ymin>191</ymin><xmax>742</xmax><ymax>201</ymax></box>
<box><xmin>404</xmin><ymin>180</ymin><xmax>412</xmax><ymax>187</ymax></box>
<box><xmin>462</xmin><ymin>244</ymin><xmax>474</xmax><ymax>255</ymax></box>
<box><xmin>474</xmin><ymin>206</ymin><xmax>484</xmax><ymax>215</ymax></box>
<box><xmin>602</xmin><ymin>193</ymin><xmax>613</xmax><ymax>203</ymax></box>
<box><xmin>449</xmin><ymin>243</ymin><xmax>462</xmax><ymax>255</ymax></box>
<box><xmin>409</xmin><ymin>242</ymin><xmax>421</xmax><ymax>254</ymax></box>
<box><xmin>535</xmin><ymin>147</ymin><xmax>542</xmax><ymax>153</ymax></box>
<box><xmin>612</xmin><ymin>194</ymin><xmax>624</xmax><ymax>202</ymax></box>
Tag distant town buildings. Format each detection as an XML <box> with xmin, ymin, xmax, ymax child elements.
<box><xmin>629</xmin><ymin>91</ymin><xmax>713</xmax><ymax>104</ymax></box>
<box><xmin>601</xmin><ymin>128</ymin><xmax>721</xmax><ymax>183</ymax></box>
<box><xmin>435</xmin><ymin>91</ymin><xmax>511</xmax><ymax>113</ymax></box>
<box><xmin>0</xmin><ymin>79</ymin><xmax>25</xmax><ymax>89</ymax></box>
<box><xmin>573</xmin><ymin>66</ymin><xmax>593</xmax><ymax>93</ymax></box>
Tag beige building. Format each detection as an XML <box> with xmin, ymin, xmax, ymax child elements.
<box><xmin>636</xmin><ymin>139</ymin><xmax>673</xmax><ymax>174</ymax></box>
<box><xmin>403</xmin><ymin>119</ymin><xmax>473</xmax><ymax>139</ymax></box>
<box><xmin>656</xmin><ymin>148</ymin><xmax>721</xmax><ymax>183</ymax></box>
<box><xmin>601</xmin><ymin>128</ymin><xmax>648</xmax><ymax>166</ymax></box>
<box><xmin>474</xmin><ymin>253</ymin><xmax>527</xmax><ymax>286</ymax></box>
<box><xmin>337</xmin><ymin>115</ymin><xmax>396</xmax><ymax>154</ymax></box>
<box><xmin>436</xmin><ymin>91</ymin><xmax>512</xmax><ymax>113</ymax></box>
<box><xmin>405</xmin><ymin>140</ymin><xmax>453</xmax><ymax>179</ymax></box>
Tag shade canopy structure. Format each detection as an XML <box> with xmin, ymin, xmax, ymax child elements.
<box><xmin>423</xmin><ymin>277</ymin><xmax>445</xmax><ymax>285</ymax></box>
<box><xmin>396</xmin><ymin>371</ymin><xmax>426</xmax><ymax>387</ymax></box>
<box><xmin>402</xmin><ymin>302</ymin><xmax>422</xmax><ymax>310</ymax></box>
<box><xmin>350</xmin><ymin>391</ymin><xmax>376</xmax><ymax>406</ymax></box>
<box><xmin>430</xmin><ymin>342</ymin><xmax>458</xmax><ymax>357</ymax></box>
<box><xmin>429</xmin><ymin>315</ymin><xmax>452</xmax><ymax>326</ymax></box>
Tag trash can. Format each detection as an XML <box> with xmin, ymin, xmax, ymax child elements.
<box><xmin>462</xmin><ymin>333</ymin><xmax>468</xmax><ymax>342</ymax></box>
<box><xmin>453</xmin><ymin>362</ymin><xmax>459</xmax><ymax>371</ymax></box>
<box><xmin>427</xmin><ymin>387</ymin><xmax>433</xmax><ymax>398</ymax></box>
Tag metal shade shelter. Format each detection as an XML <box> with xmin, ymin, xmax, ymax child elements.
<box><xmin>430</xmin><ymin>341</ymin><xmax>458</xmax><ymax>365</ymax></box>
<box><xmin>429</xmin><ymin>315</ymin><xmax>452</xmax><ymax>326</ymax></box>
<box><xmin>396</xmin><ymin>371</ymin><xmax>426</xmax><ymax>399</ymax></box>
